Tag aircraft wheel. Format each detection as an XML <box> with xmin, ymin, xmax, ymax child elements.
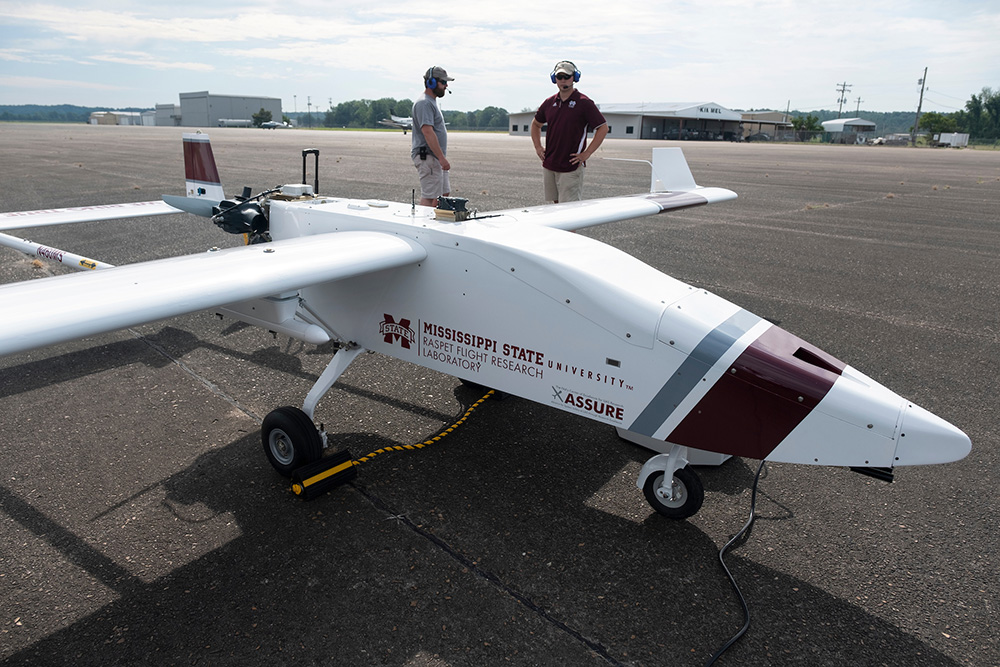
<box><xmin>643</xmin><ymin>465</ymin><xmax>704</xmax><ymax>519</ymax></box>
<box><xmin>261</xmin><ymin>407</ymin><xmax>323</xmax><ymax>477</ymax></box>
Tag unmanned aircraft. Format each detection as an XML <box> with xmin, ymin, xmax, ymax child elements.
<box><xmin>261</xmin><ymin>120</ymin><xmax>291</xmax><ymax>129</ymax></box>
<box><xmin>0</xmin><ymin>134</ymin><xmax>971</xmax><ymax>517</ymax></box>
<box><xmin>377</xmin><ymin>115</ymin><xmax>413</xmax><ymax>133</ymax></box>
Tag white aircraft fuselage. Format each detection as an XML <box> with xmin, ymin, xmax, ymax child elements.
<box><xmin>264</xmin><ymin>195</ymin><xmax>969</xmax><ymax>470</ymax></box>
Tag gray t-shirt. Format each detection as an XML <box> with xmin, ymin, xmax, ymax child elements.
<box><xmin>411</xmin><ymin>93</ymin><xmax>447</xmax><ymax>159</ymax></box>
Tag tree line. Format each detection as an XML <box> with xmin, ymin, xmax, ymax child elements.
<box><xmin>0</xmin><ymin>104</ymin><xmax>141</xmax><ymax>123</ymax></box>
<box><xmin>916</xmin><ymin>87</ymin><xmax>1000</xmax><ymax>142</ymax></box>
<box><xmin>782</xmin><ymin>87</ymin><xmax>1000</xmax><ymax>143</ymax></box>
<box><xmin>4</xmin><ymin>87</ymin><xmax>997</xmax><ymax>142</ymax></box>
<box><xmin>299</xmin><ymin>98</ymin><xmax>510</xmax><ymax>130</ymax></box>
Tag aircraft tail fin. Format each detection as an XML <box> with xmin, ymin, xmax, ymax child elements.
<box><xmin>182</xmin><ymin>132</ymin><xmax>224</xmax><ymax>201</ymax></box>
<box><xmin>161</xmin><ymin>133</ymin><xmax>225</xmax><ymax>217</ymax></box>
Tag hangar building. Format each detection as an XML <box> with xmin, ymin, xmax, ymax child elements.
<box><xmin>821</xmin><ymin>117</ymin><xmax>877</xmax><ymax>144</ymax></box>
<box><xmin>88</xmin><ymin>111</ymin><xmax>155</xmax><ymax>126</ymax></box>
<box><xmin>156</xmin><ymin>92</ymin><xmax>282</xmax><ymax>127</ymax></box>
<box><xmin>509</xmin><ymin>102</ymin><xmax>748</xmax><ymax>141</ymax></box>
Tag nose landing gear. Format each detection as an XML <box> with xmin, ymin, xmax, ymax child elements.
<box><xmin>637</xmin><ymin>444</ymin><xmax>705</xmax><ymax>519</ymax></box>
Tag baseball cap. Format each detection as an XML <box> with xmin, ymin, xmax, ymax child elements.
<box><xmin>425</xmin><ymin>66</ymin><xmax>455</xmax><ymax>82</ymax></box>
<box><xmin>553</xmin><ymin>61</ymin><xmax>576</xmax><ymax>76</ymax></box>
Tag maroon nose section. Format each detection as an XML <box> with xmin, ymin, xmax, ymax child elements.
<box><xmin>666</xmin><ymin>326</ymin><xmax>845</xmax><ymax>459</ymax></box>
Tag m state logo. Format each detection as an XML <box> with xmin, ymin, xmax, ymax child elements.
<box><xmin>380</xmin><ymin>314</ymin><xmax>416</xmax><ymax>349</ymax></box>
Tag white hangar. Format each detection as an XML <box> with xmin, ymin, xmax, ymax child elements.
<box><xmin>821</xmin><ymin>117</ymin><xmax>877</xmax><ymax>144</ymax></box>
<box><xmin>509</xmin><ymin>102</ymin><xmax>746</xmax><ymax>141</ymax></box>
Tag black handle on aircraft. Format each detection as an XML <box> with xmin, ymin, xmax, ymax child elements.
<box><xmin>302</xmin><ymin>149</ymin><xmax>319</xmax><ymax>195</ymax></box>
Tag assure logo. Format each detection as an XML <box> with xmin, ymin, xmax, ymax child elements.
<box><xmin>380</xmin><ymin>314</ymin><xmax>416</xmax><ymax>349</ymax></box>
<box><xmin>551</xmin><ymin>385</ymin><xmax>625</xmax><ymax>422</ymax></box>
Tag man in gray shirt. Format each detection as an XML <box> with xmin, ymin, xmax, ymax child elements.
<box><xmin>411</xmin><ymin>66</ymin><xmax>454</xmax><ymax>207</ymax></box>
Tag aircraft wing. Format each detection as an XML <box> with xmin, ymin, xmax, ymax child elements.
<box><xmin>0</xmin><ymin>231</ymin><xmax>426</xmax><ymax>357</ymax></box>
<box><xmin>0</xmin><ymin>200</ymin><xmax>183</xmax><ymax>231</ymax></box>
<box><xmin>493</xmin><ymin>189</ymin><xmax>737</xmax><ymax>231</ymax></box>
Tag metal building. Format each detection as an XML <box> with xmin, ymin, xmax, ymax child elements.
<box><xmin>821</xmin><ymin>117</ymin><xmax>877</xmax><ymax>144</ymax></box>
<box><xmin>88</xmin><ymin>111</ymin><xmax>149</xmax><ymax>126</ymax></box>
<box><xmin>155</xmin><ymin>103</ymin><xmax>182</xmax><ymax>127</ymax></box>
<box><xmin>175</xmin><ymin>92</ymin><xmax>282</xmax><ymax>128</ymax></box>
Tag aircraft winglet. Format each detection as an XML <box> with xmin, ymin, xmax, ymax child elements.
<box><xmin>649</xmin><ymin>147</ymin><xmax>698</xmax><ymax>192</ymax></box>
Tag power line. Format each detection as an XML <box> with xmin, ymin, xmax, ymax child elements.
<box><xmin>927</xmin><ymin>88</ymin><xmax>968</xmax><ymax>102</ymax></box>
<box><xmin>923</xmin><ymin>97</ymin><xmax>963</xmax><ymax>111</ymax></box>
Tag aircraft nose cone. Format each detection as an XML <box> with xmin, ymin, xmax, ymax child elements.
<box><xmin>895</xmin><ymin>402</ymin><xmax>972</xmax><ymax>466</ymax></box>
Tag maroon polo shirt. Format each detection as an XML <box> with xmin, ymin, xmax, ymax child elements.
<box><xmin>534</xmin><ymin>89</ymin><xmax>607</xmax><ymax>173</ymax></box>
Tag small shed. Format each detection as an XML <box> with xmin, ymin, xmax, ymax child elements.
<box><xmin>821</xmin><ymin>117</ymin><xmax>877</xmax><ymax>144</ymax></box>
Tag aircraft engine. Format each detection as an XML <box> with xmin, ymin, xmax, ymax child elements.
<box><xmin>211</xmin><ymin>186</ymin><xmax>269</xmax><ymax>240</ymax></box>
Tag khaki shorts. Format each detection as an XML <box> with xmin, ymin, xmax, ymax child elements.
<box><xmin>543</xmin><ymin>166</ymin><xmax>585</xmax><ymax>202</ymax></box>
<box><xmin>413</xmin><ymin>155</ymin><xmax>451</xmax><ymax>199</ymax></box>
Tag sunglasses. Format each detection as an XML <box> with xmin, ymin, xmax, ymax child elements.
<box><xmin>554</xmin><ymin>73</ymin><xmax>574</xmax><ymax>80</ymax></box>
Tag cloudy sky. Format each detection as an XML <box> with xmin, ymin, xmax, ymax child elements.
<box><xmin>1</xmin><ymin>0</ymin><xmax>997</xmax><ymax>115</ymax></box>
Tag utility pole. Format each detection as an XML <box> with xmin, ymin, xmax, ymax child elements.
<box><xmin>836</xmin><ymin>82</ymin><xmax>852</xmax><ymax>118</ymax></box>
<box><xmin>911</xmin><ymin>67</ymin><xmax>928</xmax><ymax>146</ymax></box>
<box><xmin>855</xmin><ymin>97</ymin><xmax>863</xmax><ymax>116</ymax></box>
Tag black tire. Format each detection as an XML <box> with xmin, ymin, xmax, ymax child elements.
<box><xmin>642</xmin><ymin>465</ymin><xmax>704</xmax><ymax>519</ymax></box>
<box><xmin>261</xmin><ymin>406</ymin><xmax>323</xmax><ymax>477</ymax></box>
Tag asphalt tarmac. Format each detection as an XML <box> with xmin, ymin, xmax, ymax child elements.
<box><xmin>0</xmin><ymin>124</ymin><xmax>997</xmax><ymax>666</ymax></box>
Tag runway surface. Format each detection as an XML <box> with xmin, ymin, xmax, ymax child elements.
<box><xmin>1</xmin><ymin>124</ymin><xmax>997</xmax><ymax>666</ymax></box>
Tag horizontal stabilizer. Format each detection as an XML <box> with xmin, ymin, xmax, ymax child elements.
<box><xmin>162</xmin><ymin>194</ymin><xmax>218</xmax><ymax>218</ymax></box>
<box><xmin>0</xmin><ymin>200</ymin><xmax>181</xmax><ymax>231</ymax></box>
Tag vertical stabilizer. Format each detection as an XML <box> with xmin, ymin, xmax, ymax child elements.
<box><xmin>182</xmin><ymin>133</ymin><xmax>224</xmax><ymax>201</ymax></box>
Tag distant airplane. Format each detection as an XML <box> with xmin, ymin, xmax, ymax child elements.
<box><xmin>261</xmin><ymin>120</ymin><xmax>291</xmax><ymax>129</ymax></box>
<box><xmin>378</xmin><ymin>115</ymin><xmax>413</xmax><ymax>133</ymax></box>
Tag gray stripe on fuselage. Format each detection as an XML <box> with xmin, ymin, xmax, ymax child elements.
<box><xmin>629</xmin><ymin>309</ymin><xmax>761</xmax><ymax>436</ymax></box>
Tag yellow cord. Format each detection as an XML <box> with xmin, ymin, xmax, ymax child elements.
<box><xmin>352</xmin><ymin>389</ymin><xmax>494</xmax><ymax>466</ymax></box>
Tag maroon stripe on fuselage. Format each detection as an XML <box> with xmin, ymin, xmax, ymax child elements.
<box><xmin>666</xmin><ymin>325</ymin><xmax>845</xmax><ymax>459</ymax></box>
<box><xmin>643</xmin><ymin>191</ymin><xmax>708</xmax><ymax>212</ymax></box>
<box><xmin>183</xmin><ymin>139</ymin><xmax>221</xmax><ymax>184</ymax></box>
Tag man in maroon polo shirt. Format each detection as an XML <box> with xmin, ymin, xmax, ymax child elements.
<box><xmin>530</xmin><ymin>60</ymin><xmax>608</xmax><ymax>203</ymax></box>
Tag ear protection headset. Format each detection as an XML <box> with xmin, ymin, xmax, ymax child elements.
<box><xmin>425</xmin><ymin>66</ymin><xmax>440</xmax><ymax>89</ymax></box>
<box><xmin>550</xmin><ymin>61</ymin><xmax>581</xmax><ymax>84</ymax></box>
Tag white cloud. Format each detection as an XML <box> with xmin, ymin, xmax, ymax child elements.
<box><xmin>0</xmin><ymin>74</ymin><xmax>123</xmax><ymax>91</ymax></box>
<box><xmin>89</xmin><ymin>52</ymin><xmax>215</xmax><ymax>72</ymax></box>
<box><xmin>0</xmin><ymin>0</ymin><xmax>997</xmax><ymax>111</ymax></box>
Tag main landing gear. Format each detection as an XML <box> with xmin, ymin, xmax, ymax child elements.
<box><xmin>637</xmin><ymin>444</ymin><xmax>705</xmax><ymax>519</ymax></box>
<box><xmin>261</xmin><ymin>345</ymin><xmax>366</xmax><ymax>489</ymax></box>
<box><xmin>261</xmin><ymin>406</ymin><xmax>323</xmax><ymax>476</ymax></box>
